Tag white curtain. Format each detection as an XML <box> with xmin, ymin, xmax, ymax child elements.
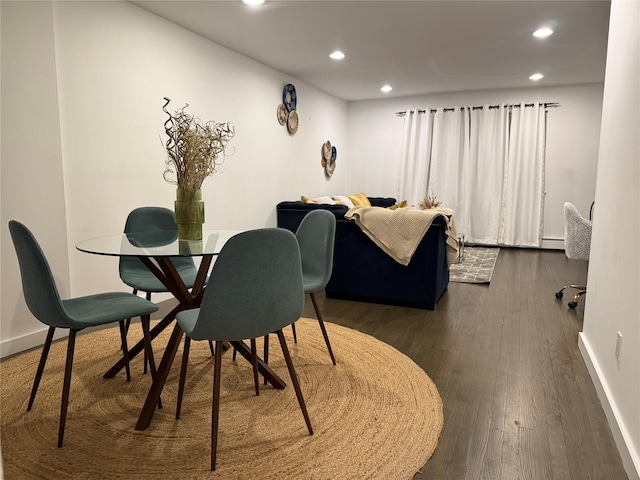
<box><xmin>499</xmin><ymin>103</ymin><xmax>546</xmax><ymax>246</ymax></box>
<box><xmin>427</xmin><ymin>108</ymin><xmax>470</xmax><ymax>235</ymax></box>
<box><xmin>467</xmin><ymin>105</ymin><xmax>508</xmax><ymax>244</ymax></box>
<box><xmin>397</xmin><ymin>103</ymin><xmax>547</xmax><ymax>247</ymax></box>
<box><xmin>397</xmin><ymin>109</ymin><xmax>434</xmax><ymax>208</ymax></box>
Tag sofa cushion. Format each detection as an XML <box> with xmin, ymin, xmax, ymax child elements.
<box><xmin>348</xmin><ymin>192</ymin><xmax>371</xmax><ymax>207</ymax></box>
<box><xmin>332</xmin><ymin>195</ymin><xmax>356</xmax><ymax>208</ymax></box>
<box><xmin>388</xmin><ymin>200</ymin><xmax>408</xmax><ymax>210</ymax></box>
<box><xmin>301</xmin><ymin>195</ymin><xmax>335</xmax><ymax>205</ymax></box>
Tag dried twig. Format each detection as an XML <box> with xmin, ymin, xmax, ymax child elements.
<box><xmin>419</xmin><ymin>195</ymin><xmax>442</xmax><ymax>209</ymax></box>
<box><xmin>162</xmin><ymin>97</ymin><xmax>235</xmax><ymax>190</ymax></box>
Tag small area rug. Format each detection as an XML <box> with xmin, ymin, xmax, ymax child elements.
<box><xmin>450</xmin><ymin>246</ymin><xmax>500</xmax><ymax>283</ymax></box>
<box><xmin>1</xmin><ymin>318</ymin><xmax>443</xmax><ymax>479</ymax></box>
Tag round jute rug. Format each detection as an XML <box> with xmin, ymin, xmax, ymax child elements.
<box><xmin>1</xmin><ymin>318</ymin><xmax>443</xmax><ymax>479</ymax></box>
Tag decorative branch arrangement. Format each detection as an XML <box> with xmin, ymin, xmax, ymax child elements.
<box><xmin>419</xmin><ymin>195</ymin><xmax>442</xmax><ymax>209</ymax></box>
<box><xmin>162</xmin><ymin>97</ymin><xmax>235</xmax><ymax>191</ymax></box>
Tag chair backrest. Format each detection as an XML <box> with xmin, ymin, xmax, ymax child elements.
<box><xmin>124</xmin><ymin>207</ymin><xmax>179</xmax><ymax>234</ymax></box>
<box><xmin>8</xmin><ymin>221</ymin><xmax>72</xmax><ymax>328</ymax></box>
<box><xmin>189</xmin><ymin>228</ymin><xmax>304</xmax><ymax>341</ymax></box>
<box><xmin>295</xmin><ymin>210</ymin><xmax>336</xmax><ymax>288</ymax></box>
<box><xmin>120</xmin><ymin>207</ymin><xmax>194</xmax><ymax>278</ymax></box>
<box><xmin>564</xmin><ymin>202</ymin><xmax>592</xmax><ymax>261</ymax></box>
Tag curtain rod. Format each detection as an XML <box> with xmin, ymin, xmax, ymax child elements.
<box><xmin>395</xmin><ymin>102</ymin><xmax>560</xmax><ymax>116</ymax></box>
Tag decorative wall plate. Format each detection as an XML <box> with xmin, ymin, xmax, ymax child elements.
<box><xmin>322</xmin><ymin>141</ymin><xmax>332</xmax><ymax>161</ymax></box>
<box><xmin>325</xmin><ymin>159</ymin><xmax>336</xmax><ymax>177</ymax></box>
<box><xmin>283</xmin><ymin>84</ymin><xmax>297</xmax><ymax>112</ymax></box>
<box><xmin>287</xmin><ymin>110</ymin><xmax>299</xmax><ymax>135</ymax></box>
<box><xmin>277</xmin><ymin>104</ymin><xmax>288</xmax><ymax>125</ymax></box>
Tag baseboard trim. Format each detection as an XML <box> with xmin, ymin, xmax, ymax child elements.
<box><xmin>540</xmin><ymin>237</ymin><xmax>564</xmax><ymax>250</ymax></box>
<box><xmin>0</xmin><ymin>322</ymin><xmax>126</xmax><ymax>360</ymax></box>
<box><xmin>1</xmin><ymin>327</ymin><xmax>68</xmax><ymax>359</ymax></box>
<box><xmin>578</xmin><ymin>332</ymin><xmax>640</xmax><ymax>480</ymax></box>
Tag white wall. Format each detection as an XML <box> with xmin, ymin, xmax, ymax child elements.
<box><xmin>1</xmin><ymin>0</ymin><xmax>348</xmax><ymax>357</ymax></box>
<box><xmin>347</xmin><ymin>83</ymin><xmax>604</xmax><ymax>249</ymax></box>
<box><xmin>579</xmin><ymin>0</ymin><xmax>640</xmax><ymax>478</ymax></box>
<box><xmin>1</xmin><ymin>1</ymin><xmax>71</xmax><ymax>355</ymax></box>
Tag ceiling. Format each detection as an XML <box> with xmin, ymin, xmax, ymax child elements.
<box><xmin>131</xmin><ymin>0</ymin><xmax>611</xmax><ymax>102</ymax></box>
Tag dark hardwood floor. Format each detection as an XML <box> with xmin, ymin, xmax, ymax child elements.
<box><xmin>303</xmin><ymin>248</ymin><xmax>628</xmax><ymax>480</ymax></box>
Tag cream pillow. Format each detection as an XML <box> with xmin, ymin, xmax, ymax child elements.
<box><xmin>332</xmin><ymin>195</ymin><xmax>355</xmax><ymax>208</ymax></box>
<box><xmin>301</xmin><ymin>195</ymin><xmax>335</xmax><ymax>205</ymax></box>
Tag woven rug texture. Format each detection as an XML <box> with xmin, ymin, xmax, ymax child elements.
<box><xmin>450</xmin><ymin>246</ymin><xmax>500</xmax><ymax>283</ymax></box>
<box><xmin>1</xmin><ymin>318</ymin><xmax>443</xmax><ymax>479</ymax></box>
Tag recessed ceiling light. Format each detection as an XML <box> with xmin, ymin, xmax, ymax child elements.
<box><xmin>242</xmin><ymin>0</ymin><xmax>265</xmax><ymax>5</ymax></box>
<box><xmin>529</xmin><ymin>73</ymin><xmax>544</xmax><ymax>81</ymax></box>
<box><xmin>533</xmin><ymin>27</ymin><xmax>554</xmax><ymax>38</ymax></box>
<box><xmin>329</xmin><ymin>50</ymin><xmax>345</xmax><ymax>60</ymax></box>
<box><xmin>381</xmin><ymin>85</ymin><xmax>392</xmax><ymax>93</ymax></box>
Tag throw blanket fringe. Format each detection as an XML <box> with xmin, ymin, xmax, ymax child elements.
<box><xmin>345</xmin><ymin>206</ymin><xmax>459</xmax><ymax>266</ymax></box>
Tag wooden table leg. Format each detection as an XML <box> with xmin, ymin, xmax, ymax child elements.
<box><xmin>103</xmin><ymin>304</ymin><xmax>181</xmax><ymax>379</ymax></box>
<box><xmin>105</xmin><ymin>255</ymin><xmax>212</xmax><ymax>379</ymax></box>
<box><xmin>135</xmin><ymin>323</ymin><xmax>184</xmax><ymax>430</ymax></box>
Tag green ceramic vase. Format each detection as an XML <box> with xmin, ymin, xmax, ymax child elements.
<box><xmin>174</xmin><ymin>188</ymin><xmax>204</xmax><ymax>241</ymax></box>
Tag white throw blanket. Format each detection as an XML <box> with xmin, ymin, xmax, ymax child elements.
<box><xmin>344</xmin><ymin>206</ymin><xmax>459</xmax><ymax>266</ymax></box>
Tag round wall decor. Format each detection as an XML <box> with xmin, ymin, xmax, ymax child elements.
<box><xmin>283</xmin><ymin>84</ymin><xmax>297</xmax><ymax>111</ymax></box>
<box><xmin>277</xmin><ymin>104</ymin><xmax>288</xmax><ymax>125</ymax></box>
<box><xmin>287</xmin><ymin>110</ymin><xmax>299</xmax><ymax>135</ymax></box>
<box><xmin>322</xmin><ymin>140</ymin><xmax>337</xmax><ymax>177</ymax></box>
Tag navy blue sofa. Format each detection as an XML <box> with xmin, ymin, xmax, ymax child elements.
<box><xmin>276</xmin><ymin>197</ymin><xmax>449</xmax><ymax>310</ymax></box>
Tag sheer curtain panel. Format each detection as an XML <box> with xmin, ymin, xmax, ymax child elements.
<box><xmin>498</xmin><ymin>103</ymin><xmax>546</xmax><ymax>247</ymax></box>
<box><xmin>467</xmin><ymin>105</ymin><xmax>508</xmax><ymax>245</ymax></box>
<box><xmin>397</xmin><ymin>110</ymin><xmax>434</xmax><ymax>208</ymax></box>
<box><xmin>427</xmin><ymin>108</ymin><xmax>470</xmax><ymax>235</ymax></box>
<box><xmin>397</xmin><ymin>103</ymin><xmax>547</xmax><ymax>247</ymax></box>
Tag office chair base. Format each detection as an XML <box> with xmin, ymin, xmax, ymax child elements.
<box><xmin>555</xmin><ymin>285</ymin><xmax>586</xmax><ymax>309</ymax></box>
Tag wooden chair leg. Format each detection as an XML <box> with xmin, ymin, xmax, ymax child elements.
<box><xmin>209</xmin><ymin>341</ymin><xmax>215</xmax><ymax>357</ymax></box>
<box><xmin>250</xmin><ymin>338</ymin><xmax>259</xmax><ymax>396</ymax></box>
<box><xmin>58</xmin><ymin>329</ymin><xmax>78</xmax><ymax>448</ymax></box>
<box><xmin>211</xmin><ymin>340</ymin><xmax>224</xmax><ymax>471</ymax></box>
<box><xmin>310</xmin><ymin>292</ymin><xmax>336</xmax><ymax>365</ymax></box>
<box><xmin>144</xmin><ymin>291</ymin><xmax>152</xmax><ymax>374</ymax></box>
<box><xmin>141</xmin><ymin>315</ymin><xmax>162</xmax><ymax>409</ymax></box>
<box><xmin>263</xmin><ymin>334</ymin><xmax>269</xmax><ymax>385</ymax></box>
<box><xmin>118</xmin><ymin>321</ymin><xmax>131</xmax><ymax>381</ymax></box>
<box><xmin>28</xmin><ymin>326</ymin><xmax>55</xmax><ymax>411</ymax></box>
<box><xmin>276</xmin><ymin>330</ymin><xmax>313</xmax><ymax>436</ymax></box>
<box><xmin>291</xmin><ymin>322</ymin><xmax>297</xmax><ymax>343</ymax></box>
<box><xmin>176</xmin><ymin>336</ymin><xmax>191</xmax><ymax>420</ymax></box>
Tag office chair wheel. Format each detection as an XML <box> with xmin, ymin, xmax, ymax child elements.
<box><xmin>568</xmin><ymin>301</ymin><xmax>578</xmax><ymax>309</ymax></box>
<box><xmin>555</xmin><ymin>291</ymin><xmax>563</xmax><ymax>299</ymax></box>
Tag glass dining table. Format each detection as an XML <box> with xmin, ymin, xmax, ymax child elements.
<box><xmin>76</xmin><ymin>229</ymin><xmax>287</xmax><ymax>430</ymax></box>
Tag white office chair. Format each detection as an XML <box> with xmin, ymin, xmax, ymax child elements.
<box><xmin>555</xmin><ymin>202</ymin><xmax>592</xmax><ymax>309</ymax></box>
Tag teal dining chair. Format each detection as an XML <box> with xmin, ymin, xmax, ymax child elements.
<box><xmin>8</xmin><ymin>220</ymin><xmax>159</xmax><ymax>447</ymax></box>
<box><xmin>246</xmin><ymin>210</ymin><xmax>336</xmax><ymax>372</ymax></box>
<box><xmin>292</xmin><ymin>209</ymin><xmax>337</xmax><ymax>364</ymax></box>
<box><xmin>174</xmin><ymin>228</ymin><xmax>313</xmax><ymax>471</ymax></box>
<box><xmin>120</xmin><ymin>207</ymin><xmax>199</xmax><ymax>296</ymax></box>
<box><xmin>259</xmin><ymin>210</ymin><xmax>337</xmax><ymax>368</ymax></box>
<box><xmin>119</xmin><ymin>206</ymin><xmax>212</xmax><ymax>368</ymax></box>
